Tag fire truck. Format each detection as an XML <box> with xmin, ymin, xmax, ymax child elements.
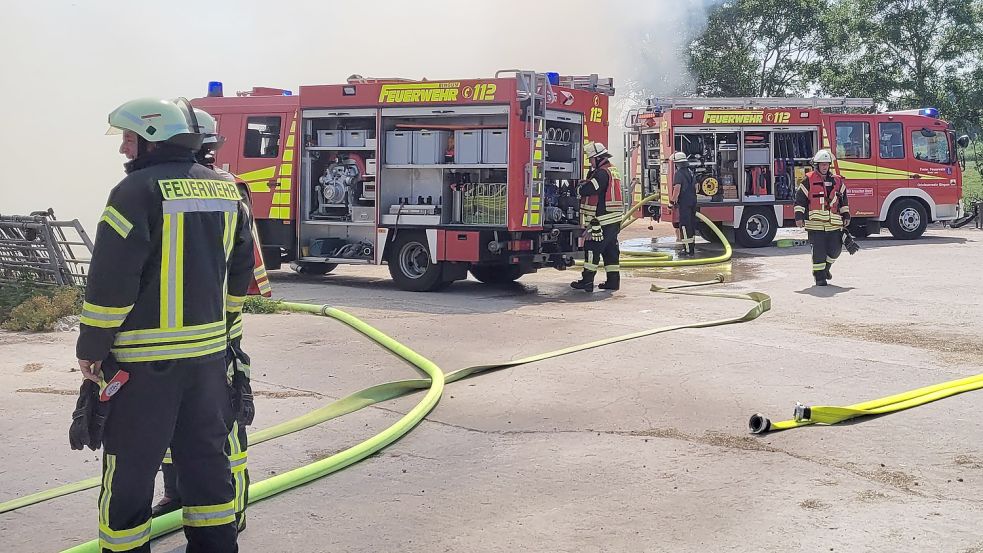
<box><xmin>624</xmin><ymin>97</ymin><xmax>968</xmax><ymax>247</ymax></box>
<box><xmin>192</xmin><ymin>71</ymin><xmax>613</xmax><ymax>291</ymax></box>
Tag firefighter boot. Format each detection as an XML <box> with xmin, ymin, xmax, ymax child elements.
<box><xmin>599</xmin><ymin>272</ymin><xmax>620</xmax><ymax>291</ymax></box>
<box><xmin>814</xmin><ymin>273</ymin><xmax>828</xmax><ymax>287</ymax></box>
<box><xmin>824</xmin><ymin>264</ymin><xmax>833</xmax><ymax>281</ymax></box>
<box><xmin>570</xmin><ymin>278</ymin><xmax>594</xmax><ymax>293</ymax></box>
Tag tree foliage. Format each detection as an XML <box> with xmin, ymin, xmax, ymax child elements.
<box><xmin>685</xmin><ymin>0</ymin><xmax>983</xmax><ymax>131</ymax></box>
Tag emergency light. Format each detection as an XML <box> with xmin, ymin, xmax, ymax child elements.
<box><xmin>919</xmin><ymin>107</ymin><xmax>939</xmax><ymax>118</ymax></box>
<box><xmin>207</xmin><ymin>81</ymin><xmax>224</xmax><ymax>97</ymax></box>
<box><xmin>283</xmin><ymin>90</ymin><xmax>293</xmax><ymax>96</ymax></box>
<box><xmin>546</xmin><ymin>72</ymin><xmax>560</xmax><ymax>85</ymax></box>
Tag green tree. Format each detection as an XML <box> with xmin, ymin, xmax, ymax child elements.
<box><xmin>688</xmin><ymin>0</ymin><xmax>828</xmax><ymax>97</ymax></box>
<box><xmin>815</xmin><ymin>0</ymin><xmax>983</xmax><ymax>128</ymax></box>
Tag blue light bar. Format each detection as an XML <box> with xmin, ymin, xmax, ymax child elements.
<box><xmin>283</xmin><ymin>90</ymin><xmax>293</xmax><ymax>96</ymax></box>
<box><xmin>919</xmin><ymin>107</ymin><xmax>939</xmax><ymax>118</ymax></box>
<box><xmin>207</xmin><ymin>81</ymin><xmax>224</xmax><ymax>97</ymax></box>
<box><xmin>546</xmin><ymin>72</ymin><xmax>560</xmax><ymax>86</ymax></box>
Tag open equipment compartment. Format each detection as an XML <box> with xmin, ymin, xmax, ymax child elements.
<box><xmin>298</xmin><ymin>107</ymin><xmax>379</xmax><ymax>263</ymax></box>
<box><xmin>542</xmin><ymin>109</ymin><xmax>584</xmax><ymax>228</ymax></box>
<box><xmin>377</xmin><ymin>105</ymin><xmax>511</xmax><ymax>227</ymax></box>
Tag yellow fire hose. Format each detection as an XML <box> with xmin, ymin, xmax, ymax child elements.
<box><xmin>61</xmin><ymin>305</ymin><xmax>447</xmax><ymax>553</ymax></box>
<box><xmin>750</xmin><ymin>371</ymin><xmax>983</xmax><ymax>434</ymax></box>
<box><xmin>0</xmin><ymin>244</ymin><xmax>756</xmax><ymax>518</ymax></box>
<box><xmin>16</xmin><ymin>285</ymin><xmax>769</xmax><ymax>550</ymax></box>
<box><xmin>576</xmin><ymin>195</ymin><xmax>732</xmax><ymax>269</ymax></box>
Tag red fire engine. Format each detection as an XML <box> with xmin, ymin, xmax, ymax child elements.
<box><xmin>192</xmin><ymin>71</ymin><xmax>614</xmax><ymax>291</ymax></box>
<box><xmin>624</xmin><ymin>97</ymin><xmax>968</xmax><ymax>247</ymax></box>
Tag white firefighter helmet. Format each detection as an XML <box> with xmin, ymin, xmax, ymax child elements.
<box><xmin>193</xmin><ymin>108</ymin><xmax>220</xmax><ymax>144</ymax></box>
<box><xmin>585</xmin><ymin>141</ymin><xmax>611</xmax><ymax>159</ymax></box>
<box><xmin>812</xmin><ymin>149</ymin><xmax>835</xmax><ymax>164</ymax></box>
<box><xmin>107</xmin><ymin>98</ymin><xmax>198</xmax><ymax>144</ymax></box>
<box><xmin>670</xmin><ymin>151</ymin><xmax>688</xmax><ymax>163</ymax></box>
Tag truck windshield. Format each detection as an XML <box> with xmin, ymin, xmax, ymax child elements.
<box><xmin>912</xmin><ymin>129</ymin><xmax>950</xmax><ymax>164</ymax></box>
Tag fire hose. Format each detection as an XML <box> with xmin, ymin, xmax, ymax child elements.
<box><xmin>573</xmin><ymin>193</ymin><xmax>732</xmax><ymax>269</ymax></box>
<box><xmin>2</xmin><ymin>286</ymin><xmax>771</xmax><ymax>550</ymax></box>
<box><xmin>749</xmin><ymin>371</ymin><xmax>983</xmax><ymax>434</ymax></box>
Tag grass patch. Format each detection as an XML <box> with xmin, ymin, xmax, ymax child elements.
<box><xmin>243</xmin><ymin>296</ymin><xmax>283</xmax><ymax>314</ymax></box>
<box><xmin>2</xmin><ymin>286</ymin><xmax>81</xmax><ymax>331</ymax></box>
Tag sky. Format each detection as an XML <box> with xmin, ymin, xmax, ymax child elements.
<box><xmin>0</xmin><ymin>0</ymin><xmax>716</xmax><ymax>234</ymax></box>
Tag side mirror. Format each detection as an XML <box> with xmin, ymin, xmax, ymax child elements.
<box><xmin>958</xmin><ymin>135</ymin><xmax>970</xmax><ymax>148</ymax></box>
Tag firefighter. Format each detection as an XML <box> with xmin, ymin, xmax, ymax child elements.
<box><xmin>571</xmin><ymin>142</ymin><xmax>623</xmax><ymax>293</ymax></box>
<box><xmin>152</xmin><ymin>108</ymin><xmax>266</xmax><ymax>532</ymax></box>
<box><xmin>670</xmin><ymin>151</ymin><xmax>698</xmax><ymax>256</ymax></box>
<box><xmin>795</xmin><ymin>148</ymin><xmax>850</xmax><ymax>286</ymax></box>
<box><xmin>76</xmin><ymin>98</ymin><xmax>253</xmax><ymax>553</ymax></box>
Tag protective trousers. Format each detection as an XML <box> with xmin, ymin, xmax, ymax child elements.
<box><xmin>162</xmin><ymin>421</ymin><xmax>249</xmax><ymax>529</ymax></box>
<box><xmin>581</xmin><ymin>223</ymin><xmax>621</xmax><ymax>286</ymax></box>
<box><xmin>98</xmin><ymin>355</ymin><xmax>237</xmax><ymax>553</ymax></box>
<box><xmin>678</xmin><ymin>205</ymin><xmax>697</xmax><ymax>255</ymax></box>
<box><xmin>808</xmin><ymin>230</ymin><xmax>842</xmax><ymax>280</ymax></box>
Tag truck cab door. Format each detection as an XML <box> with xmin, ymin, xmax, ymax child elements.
<box><xmin>909</xmin><ymin>125</ymin><xmax>958</xmax><ymax>207</ymax></box>
<box><xmin>236</xmin><ymin>112</ymin><xmax>291</xmax><ymax>221</ymax></box>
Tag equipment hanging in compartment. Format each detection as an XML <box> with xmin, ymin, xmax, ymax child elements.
<box><xmin>543</xmin><ymin>180</ymin><xmax>581</xmax><ymax>224</ymax></box>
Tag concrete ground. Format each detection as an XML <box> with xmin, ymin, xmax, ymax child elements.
<box><xmin>3</xmin><ymin>221</ymin><xmax>983</xmax><ymax>553</ymax></box>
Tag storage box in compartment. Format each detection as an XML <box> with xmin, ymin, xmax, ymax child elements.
<box><xmin>481</xmin><ymin>129</ymin><xmax>508</xmax><ymax>164</ymax></box>
<box><xmin>412</xmin><ymin>130</ymin><xmax>450</xmax><ymax>164</ymax></box>
<box><xmin>365</xmin><ymin>158</ymin><xmax>377</xmax><ymax>176</ymax></box>
<box><xmin>454</xmin><ymin>130</ymin><xmax>482</xmax><ymax>164</ymax></box>
<box><xmin>317</xmin><ymin>130</ymin><xmax>340</xmax><ymax>147</ymax></box>
<box><xmin>385</xmin><ymin>131</ymin><xmax>413</xmax><ymax>165</ymax></box>
<box><xmin>351</xmin><ymin>206</ymin><xmax>375</xmax><ymax>222</ymax></box>
<box><xmin>743</xmin><ymin>148</ymin><xmax>770</xmax><ymax>165</ymax></box>
<box><xmin>343</xmin><ymin>130</ymin><xmax>367</xmax><ymax>147</ymax></box>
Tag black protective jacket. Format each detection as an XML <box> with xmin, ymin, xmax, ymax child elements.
<box><xmin>77</xmin><ymin>147</ymin><xmax>254</xmax><ymax>363</ymax></box>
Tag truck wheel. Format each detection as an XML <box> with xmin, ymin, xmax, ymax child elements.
<box><xmin>734</xmin><ymin>207</ymin><xmax>777</xmax><ymax>248</ymax></box>
<box><xmin>388</xmin><ymin>233</ymin><xmax>445</xmax><ymax>292</ymax></box>
<box><xmin>847</xmin><ymin>219</ymin><xmax>870</xmax><ymax>239</ymax></box>
<box><xmin>291</xmin><ymin>262</ymin><xmax>337</xmax><ymax>276</ymax></box>
<box><xmin>887</xmin><ymin>198</ymin><xmax>928</xmax><ymax>239</ymax></box>
<box><xmin>697</xmin><ymin>220</ymin><xmax>723</xmax><ymax>244</ymax></box>
<box><xmin>261</xmin><ymin>246</ymin><xmax>282</xmax><ymax>270</ymax></box>
<box><xmin>470</xmin><ymin>264</ymin><xmax>523</xmax><ymax>284</ymax></box>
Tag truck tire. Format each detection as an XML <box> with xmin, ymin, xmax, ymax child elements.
<box><xmin>734</xmin><ymin>207</ymin><xmax>777</xmax><ymax>248</ymax></box>
<box><xmin>697</xmin><ymin>220</ymin><xmax>723</xmax><ymax>244</ymax></box>
<box><xmin>887</xmin><ymin>198</ymin><xmax>928</xmax><ymax>240</ymax></box>
<box><xmin>388</xmin><ymin>233</ymin><xmax>445</xmax><ymax>292</ymax></box>
<box><xmin>261</xmin><ymin>246</ymin><xmax>282</xmax><ymax>270</ymax></box>
<box><xmin>291</xmin><ymin>261</ymin><xmax>337</xmax><ymax>276</ymax></box>
<box><xmin>470</xmin><ymin>264</ymin><xmax>523</xmax><ymax>284</ymax></box>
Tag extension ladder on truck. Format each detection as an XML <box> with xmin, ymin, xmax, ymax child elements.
<box><xmin>0</xmin><ymin>209</ymin><xmax>93</xmax><ymax>286</ymax></box>
<box><xmin>497</xmin><ymin>70</ymin><xmax>554</xmax><ymax>228</ymax></box>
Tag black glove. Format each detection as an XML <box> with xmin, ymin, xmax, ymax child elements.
<box><xmin>843</xmin><ymin>231</ymin><xmax>860</xmax><ymax>255</ymax></box>
<box><xmin>69</xmin><ymin>380</ymin><xmax>108</xmax><ymax>451</ymax></box>
<box><xmin>588</xmin><ymin>218</ymin><xmax>603</xmax><ymax>241</ymax></box>
<box><xmin>228</xmin><ymin>341</ymin><xmax>255</xmax><ymax>427</ymax></box>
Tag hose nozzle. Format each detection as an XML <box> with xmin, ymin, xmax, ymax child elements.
<box><xmin>748</xmin><ymin>413</ymin><xmax>771</xmax><ymax>434</ymax></box>
<box><xmin>793</xmin><ymin>402</ymin><xmax>812</xmax><ymax>422</ymax></box>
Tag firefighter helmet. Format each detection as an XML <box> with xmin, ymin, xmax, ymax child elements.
<box><xmin>107</xmin><ymin>98</ymin><xmax>200</xmax><ymax>147</ymax></box>
<box><xmin>670</xmin><ymin>151</ymin><xmax>688</xmax><ymax>163</ymax></box>
<box><xmin>193</xmin><ymin>108</ymin><xmax>220</xmax><ymax>144</ymax></box>
<box><xmin>585</xmin><ymin>142</ymin><xmax>611</xmax><ymax>159</ymax></box>
<box><xmin>812</xmin><ymin>149</ymin><xmax>835</xmax><ymax>164</ymax></box>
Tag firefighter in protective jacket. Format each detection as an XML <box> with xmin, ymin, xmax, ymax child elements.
<box><xmin>76</xmin><ymin>98</ymin><xmax>253</xmax><ymax>553</ymax></box>
<box><xmin>152</xmin><ymin>107</ymin><xmax>269</xmax><ymax>532</ymax></box>
<box><xmin>795</xmin><ymin>148</ymin><xmax>850</xmax><ymax>286</ymax></box>
<box><xmin>571</xmin><ymin>142</ymin><xmax>623</xmax><ymax>293</ymax></box>
<box><xmin>669</xmin><ymin>151</ymin><xmax>698</xmax><ymax>256</ymax></box>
